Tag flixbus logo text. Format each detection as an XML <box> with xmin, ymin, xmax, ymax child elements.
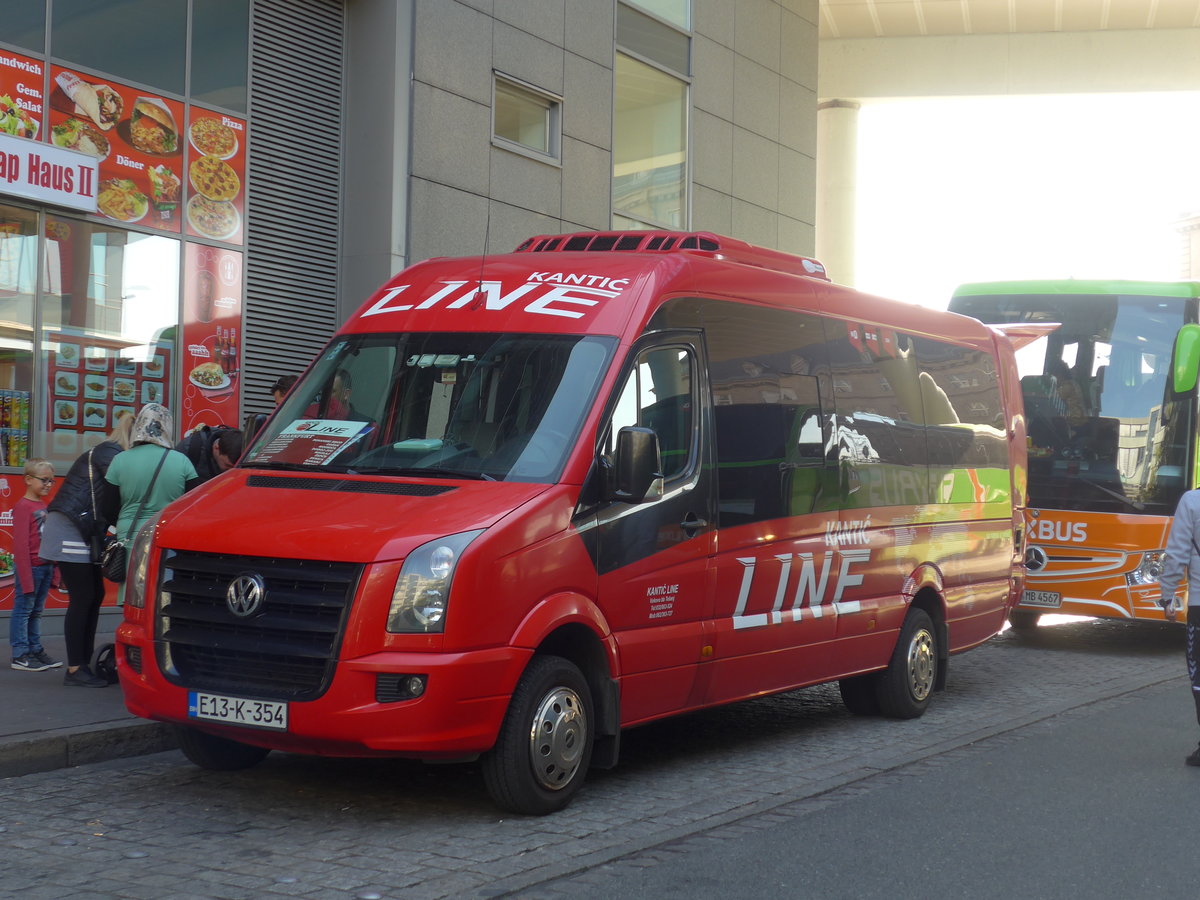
<box><xmin>1029</xmin><ymin>519</ymin><xmax>1087</xmax><ymax>544</ymax></box>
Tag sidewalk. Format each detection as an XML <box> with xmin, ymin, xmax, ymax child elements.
<box><xmin>0</xmin><ymin>611</ymin><xmax>177</xmax><ymax>778</ymax></box>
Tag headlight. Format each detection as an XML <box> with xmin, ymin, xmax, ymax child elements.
<box><xmin>124</xmin><ymin>514</ymin><xmax>162</xmax><ymax>609</ymax></box>
<box><xmin>1126</xmin><ymin>550</ymin><xmax>1166</xmax><ymax>587</ymax></box>
<box><xmin>387</xmin><ymin>530</ymin><xmax>483</xmax><ymax>633</ymax></box>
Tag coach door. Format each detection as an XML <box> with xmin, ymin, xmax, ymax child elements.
<box><xmin>585</xmin><ymin>333</ymin><xmax>717</xmax><ymax>723</ymax></box>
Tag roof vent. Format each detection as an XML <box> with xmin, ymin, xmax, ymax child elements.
<box><xmin>512</xmin><ymin>231</ymin><xmax>828</xmax><ymax>281</ymax></box>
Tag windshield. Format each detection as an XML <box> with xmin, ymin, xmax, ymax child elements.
<box><xmin>243</xmin><ymin>332</ymin><xmax>617</xmax><ymax>482</ymax></box>
<box><xmin>951</xmin><ymin>292</ymin><xmax>1196</xmax><ymax>516</ymax></box>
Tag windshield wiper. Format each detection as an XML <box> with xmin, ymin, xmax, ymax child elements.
<box><xmin>348</xmin><ymin>465</ymin><xmax>495</xmax><ymax>482</ymax></box>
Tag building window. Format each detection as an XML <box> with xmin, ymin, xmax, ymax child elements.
<box><xmin>614</xmin><ymin>1</ymin><xmax>690</xmax><ymax>230</ymax></box>
<box><xmin>492</xmin><ymin>74</ymin><xmax>561</xmax><ymax>165</ymax></box>
<box><xmin>624</xmin><ymin>0</ymin><xmax>690</xmax><ymax>30</ymax></box>
<box><xmin>613</xmin><ymin>53</ymin><xmax>687</xmax><ymax>229</ymax></box>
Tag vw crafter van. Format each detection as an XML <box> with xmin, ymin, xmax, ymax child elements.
<box><xmin>117</xmin><ymin>232</ymin><xmax>1028</xmax><ymax>814</ymax></box>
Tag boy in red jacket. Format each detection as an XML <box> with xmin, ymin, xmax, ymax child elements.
<box><xmin>10</xmin><ymin>458</ymin><xmax>61</xmax><ymax>671</ymax></box>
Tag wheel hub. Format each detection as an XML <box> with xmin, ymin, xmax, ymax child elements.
<box><xmin>907</xmin><ymin>629</ymin><xmax>935</xmax><ymax>701</ymax></box>
<box><xmin>527</xmin><ymin>686</ymin><xmax>587</xmax><ymax>791</ymax></box>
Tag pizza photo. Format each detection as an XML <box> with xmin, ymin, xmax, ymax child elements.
<box><xmin>187</xmin><ymin>194</ymin><xmax>240</xmax><ymax>240</ymax></box>
<box><xmin>189</xmin><ymin>155</ymin><xmax>240</xmax><ymax>202</ymax></box>
<box><xmin>189</xmin><ymin>117</ymin><xmax>238</xmax><ymax>159</ymax></box>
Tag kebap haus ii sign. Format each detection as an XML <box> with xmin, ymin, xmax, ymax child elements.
<box><xmin>0</xmin><ymin>130</ymin><xmax>99</xmax><ymax>213</ymax></box>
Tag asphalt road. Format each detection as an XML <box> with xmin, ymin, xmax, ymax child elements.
<box><xmin>1</xmin><ymin>616</ymin><xmax>1191</xmax><ymax>899</ymax></box>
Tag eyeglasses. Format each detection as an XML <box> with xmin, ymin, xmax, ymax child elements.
<box><xmin>30</xmin><ymin>476</ymin><xmax>54</xmax><ymax>485</ymax></box>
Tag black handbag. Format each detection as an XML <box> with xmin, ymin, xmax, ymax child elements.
<box><xmin>101</xmin><ymin>448</ymin><xmax>168</xmax><ymax>584</ymax></box>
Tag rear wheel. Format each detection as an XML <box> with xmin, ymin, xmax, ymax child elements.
<box><xmin>173</xmin><ymin>725</ymin><xmax>271</xmax><ymax>771</ymax></box>
<box><xmin>838</xmin><ymin>673</ymin><xmax>881</xmax><ymax>716</ymax></box>
<box><xmin>482</xmin><ymin>655</ymin><xmax>593</xmax><ymax>816</ymax></box>
<box><xmin>876</xmin><ymin>608</ymin><xmax>937</xmax><ymax>719</ymax></box>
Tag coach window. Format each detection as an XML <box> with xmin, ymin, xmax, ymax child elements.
<box><xmin>605</xmin><ymin>346</ymin><xmax>693</xmax><ymax>481</ymax></box>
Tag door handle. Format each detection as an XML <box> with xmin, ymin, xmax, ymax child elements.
<box><xmin>681</xmin><ymin>513</ymin><xmax>708</xmax><ymax>537</ymax></box>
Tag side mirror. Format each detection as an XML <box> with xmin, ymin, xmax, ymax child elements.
<box><xmin>1173</xmin><ymin>323</ymin><xmax>1200</xmax><ymax>395</ymax></box>
<box><xmin>611</xmin><ymin>426</ymin><xmax>662</xmax><ymax>504</ymax></box>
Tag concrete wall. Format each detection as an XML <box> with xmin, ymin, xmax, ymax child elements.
<box><xmin>343</xmin><ymin>0</ymin><xmax>821</xmax><ymax>310</ymax></box>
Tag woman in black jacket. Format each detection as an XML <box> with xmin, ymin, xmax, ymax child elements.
<box><xmin>39</xmin><ymin>414</ymin><xmax>132</xmax><ymax>687</ymax></box>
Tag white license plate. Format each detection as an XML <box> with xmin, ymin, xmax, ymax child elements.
<box><xmin>189</xmin><ymin>691</ymin><xmax>288</xmax><ymax>731</ymax></box>
<box><xmin>1022</xmin><ymin>590</ymin><xmax>1062</xmax><ymax>608</ymax></box>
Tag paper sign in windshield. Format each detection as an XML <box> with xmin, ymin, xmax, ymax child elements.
<box><xmin>257</xmin><ymin>420</ymin><xmax>372</xmax><ymax>466</ymax></box>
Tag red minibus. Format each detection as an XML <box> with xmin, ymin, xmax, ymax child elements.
<box><xmin>116</xmin><ymin>232</ymin><xmax>1027</xmax><ymax>814</ymax></box>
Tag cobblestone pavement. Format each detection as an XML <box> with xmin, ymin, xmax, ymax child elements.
<box><xmin>0</xmin><ymin>618</ymin><xmax>1185</xmax><ymax>900</ymax></box>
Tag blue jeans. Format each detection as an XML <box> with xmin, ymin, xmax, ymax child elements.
<box><xmin>9</xmin><ymin>563</ymin><xmax>53</xmax><ymax>658</ymax></box>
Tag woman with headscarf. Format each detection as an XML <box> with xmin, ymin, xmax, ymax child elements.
<box><xmin>101</xmin><ymin>404</ymin><xmax>200</xmax><ymax>606</ymax></box>
<box><xmin>41</xmin><ymin>413</ymin><xmax>134</xmax><ymax>687</ymax></box>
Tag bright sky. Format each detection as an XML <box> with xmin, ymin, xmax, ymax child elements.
<box><xmin>853</xmin><ymin>92</ymin><xmax>1200</xmax><ymax>310</ymax></box>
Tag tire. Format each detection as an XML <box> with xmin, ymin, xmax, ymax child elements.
<box><xmin>173</xmin><ymin>725</ymin><xmax>271</xmax><ymax>771</ymax></box>
<box><xmin>838</xmin><ymin>673</ymin><xmax>881</xmax><ymax>716</ymax></box>
<box><xmin>1008</xmin><ymin>609</ymin><xmax>1042</xmax><ymax>633</ymax></box>
<box><xmin>482</xmin><ymin>655</ymin><xmax>594</xmax><ymax>816</ymax></box>
<box><xmin>875</xmin><ymin>608</ymin><xmax>937</xmax><ymax>719</ymax></box>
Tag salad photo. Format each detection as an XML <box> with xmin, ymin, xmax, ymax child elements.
<box><xmin>0</xmin><ymin>94</ymin><xmax>38</xmax><ymax>139</ymax></box>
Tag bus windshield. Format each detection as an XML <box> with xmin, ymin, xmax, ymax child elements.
<box><xmin>243</xmin><ymin>332</ymin><xmax>617</xmax><ymax>482</ymax></box>
<box><xmin>950</xmin><ymin>292</ymin><xmax>1196</xmax><ymax>517</ymax></box>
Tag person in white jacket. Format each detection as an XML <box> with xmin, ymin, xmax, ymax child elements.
<box><xmin>1159</xmin><ymin>488</ymin><xmax>1200</xmax><ymax>766</ymax></box>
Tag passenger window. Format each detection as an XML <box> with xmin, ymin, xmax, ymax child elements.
<box><xmin>603</xmin><ymin>347</ymin><xmax>694</xmax><ymax>481</ymax></box>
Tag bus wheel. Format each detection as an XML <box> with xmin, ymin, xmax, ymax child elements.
<box><xmin>173</xmin><ymin>725</ymin><xmax>271</xmax><ymax>771</ymax></box>
<box><xmin>839</xmin><ymin>674</ymin><xmax>881</xmax><ymax>715</ymax></box>
<box><xmin>876</xmin><ymin>608</ymin><xmax>937</xmax><ymax>719</ymax></box>
<box><xmin>1008</xmin><ymin>609</ymin><xmax>1042</xmax><ymax>633</ymax></box>
<box><xmin>482</xmin><ymin>655</ymin><xmax>593</xmax><ymax>816</ymax></box>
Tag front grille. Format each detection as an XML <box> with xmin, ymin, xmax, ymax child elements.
<box><xmin>156</xmin><ymin>550</ymin><xmax>362</xmax><ymax>701</ymax></box>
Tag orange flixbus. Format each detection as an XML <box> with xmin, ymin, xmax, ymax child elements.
<box><xmin>950</xmin><ymin>279</ymin><xmax>1200</xmax><ymax>628</ymax></box>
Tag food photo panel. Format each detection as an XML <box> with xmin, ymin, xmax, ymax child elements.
<box><xmin>185</xmin><ymin>109</ymin><xmax>246</xmax><ymax>244</ymax></box>
<box><xmin>48</xmin><ymin>66</ymin><xmax>185</xmax><ymax>234</ymax></box>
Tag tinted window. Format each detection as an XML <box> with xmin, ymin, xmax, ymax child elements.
<box><xmin>694</xmin><ymin>301</ymin><xmax>827</xmax><ymax>525</ymax></box>
<box><xmin>0</xmin><ymin>0</ymin><xmax>46</xmax><ymax>53</ymax></box>
<box><xmin>824</xmin><ymin>320</ymin><xmax>929</xmax><ymax>507</ymax></box>
<box><xmin>52</xmin><ymin>0</ymin><xmax>186</xmax><ymax>95</ymax></box>
<box><xmin>192</xmin><ymin>0</ymin><xmax>249</xmax><ymax>112</ymax></box>
<box><xmin>910</xmin><ymin>336</ymin><xmax>1008</xmax><ymax>472</ymax></box>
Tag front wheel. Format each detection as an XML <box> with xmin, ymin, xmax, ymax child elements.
<box><xmin>1008</xmin><ymin>609</ymin><xmax>1042</xmax><ymax>633</ymax></box>
<box><xmin>482</xmin><ymin>655</ymin><xmax>593</xmax><ymax>816</ymax></box>
<box><xmin>838</xmin><ymin>673</ymin><xmax>881</xmax><ymax>716</ymax></box>
<box><xmin>173</xmin><ymin>725</ymin><xmax>271</xmax><ymax>771</ymax></box>
<box><xmin>875</xmin><ymin>608</ymin><xmax>938</xmax><ymax>719</ymax></box>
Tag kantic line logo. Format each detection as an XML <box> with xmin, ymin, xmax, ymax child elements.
<box><xmin>360</xmin><ymin>274</ymin><xmax>630</xmax><ymax>321</ymax></box>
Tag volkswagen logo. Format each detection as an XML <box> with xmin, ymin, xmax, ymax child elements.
<box><xmin>226</xmin><ymin>573</ymin><xmax>266</xmax><ymax>617</ymax></box>
<box><xmin>1024</xmin><ymin>546</ymin><xmax>1048</xmax><ymax>573</ymax></box>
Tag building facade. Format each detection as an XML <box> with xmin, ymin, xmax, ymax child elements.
<box><xmin>0</xmin><ymin>0</ymin><xmax>818</xmax><ymax>617</ymax></box>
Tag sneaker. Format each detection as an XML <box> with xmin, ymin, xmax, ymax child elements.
<box><xmin>63</xmin><ymin>666</ymin><xmax>108</xmax><ymax>688</ymax></box>
<box><xmin>31</xmin><ymin>650</ymin><xmax>63</xmax><ymax>669</ymax></box>
<box><xmin>1187</xmin><ymin>747</ymin><xmax>1200</xmax><ymax>767</ymax></box>
<box><xmin>11</xmin><ymin>654</ymin><xmax>51</xmax><ymax>672</ymax></box>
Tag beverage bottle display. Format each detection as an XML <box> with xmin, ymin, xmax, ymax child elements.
<box><xmin>229</xmin><ymin>328</ymin><xmax>238</xmax><ymax>375</ymax></box>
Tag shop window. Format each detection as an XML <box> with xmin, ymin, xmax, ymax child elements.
<box><xmin>613</xmin><ymin>53</ymin><xmax>687</xmax><ymax>229</ymax></box>
<box><xmin>0</xmin><ymin>205</ymin><xmax>39</xmax><ymax>468</ymax></box>
<box><xmin>51</xmin><ymin>0</ymin><xmax>187</xmax><ymax>97</ymax></box>
<box><xmin>0</xmin><ymin>0</ymin><xmax>47</xmax><ymax>53</ymax></box>
<box><xmin>492</xmin><ymin>75</ymin><xmax>561</xmax><ymax>164</ymax></box>
<box><xmin>41</xmin><ymin>215</ymin><xmax>178</xmax><ymax>467</ymax></box>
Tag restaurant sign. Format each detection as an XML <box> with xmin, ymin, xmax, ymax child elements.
<box><xmin>0</xmin><ymin>130</ymin><xmax>98</xmax><ymax>212</ymax></box>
